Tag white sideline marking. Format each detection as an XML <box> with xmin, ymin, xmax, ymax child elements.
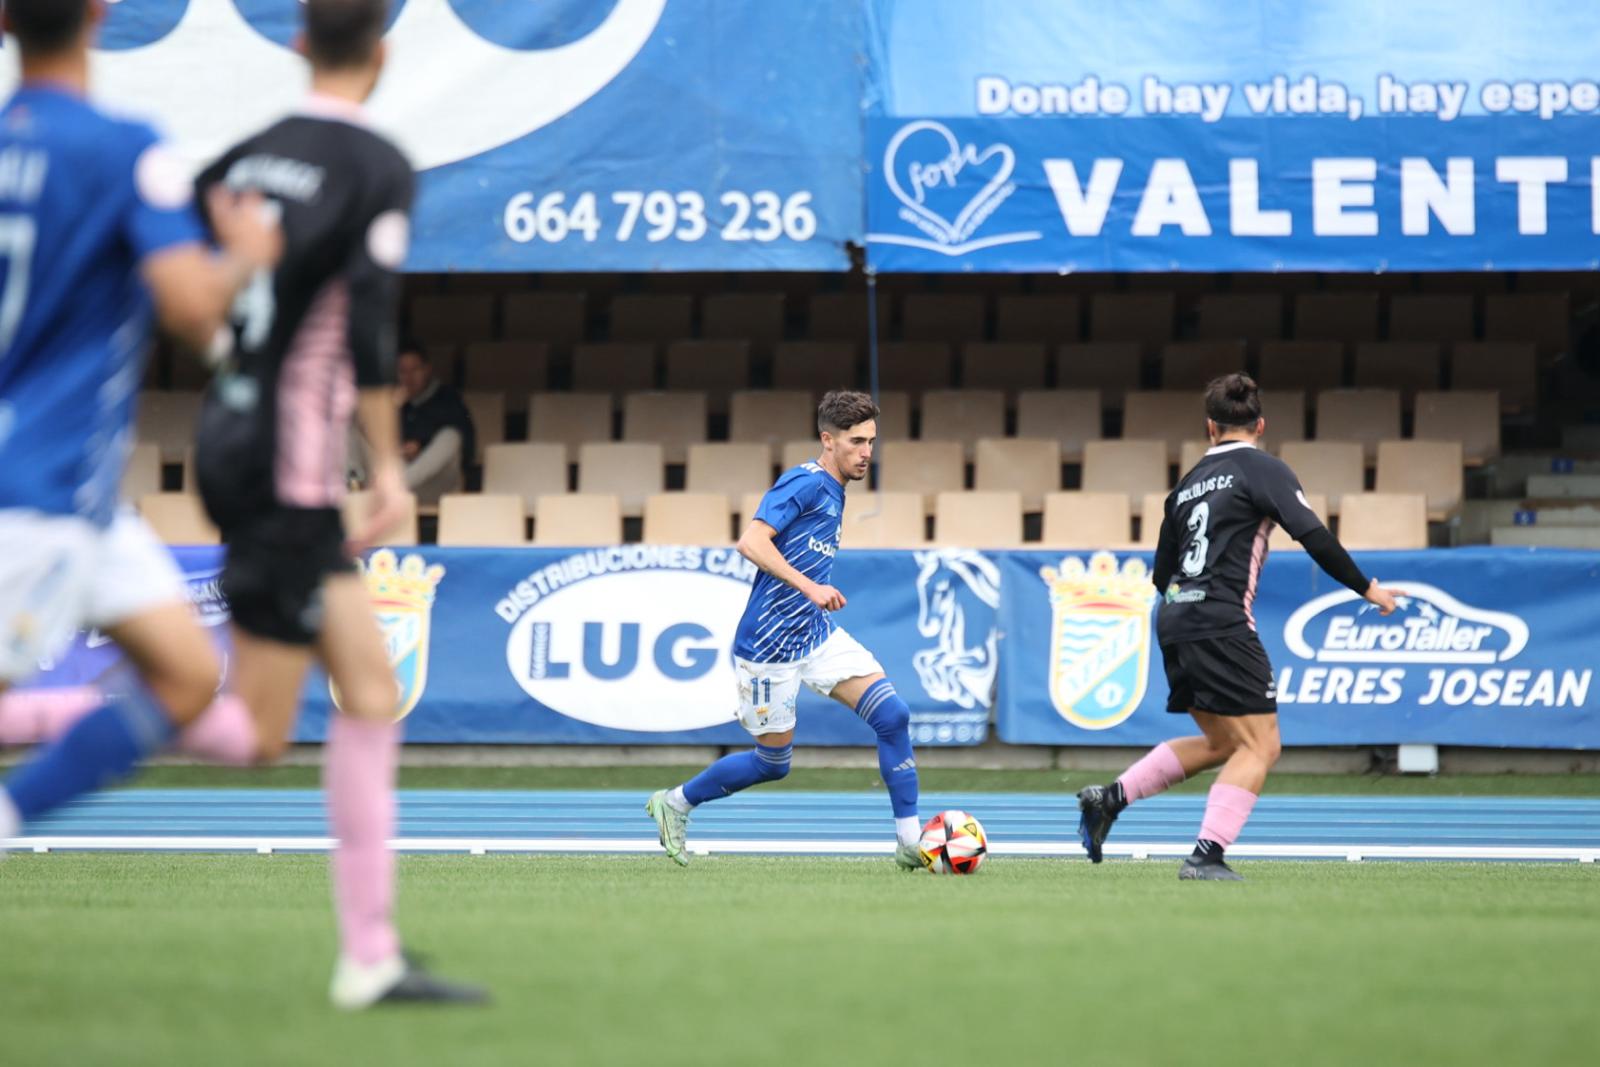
<box><xmin>5</xmin><ymin>836</ymin><xmax>1599</xmax><ymax>863</ymax></box>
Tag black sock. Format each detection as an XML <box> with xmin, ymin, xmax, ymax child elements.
<box><xmin>1192</xmin><ymin>838</ymin><xmax>1224</xmax><ymax>861</ymax></box>
<box><xmin>1105</xmin><ymin>781</ymin><xmax>1128</xmax><ymax>813</ymax></box>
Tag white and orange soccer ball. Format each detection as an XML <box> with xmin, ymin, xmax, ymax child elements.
<box><xmin>917</xmin><ymin>810</ymin><xmax>988</xmax><ymax>874</ymax></box>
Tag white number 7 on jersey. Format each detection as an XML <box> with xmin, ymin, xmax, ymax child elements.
<box><xmin>0</xmin><ymin>215</ymin><xmax>37</xmax><ymax>356</ymax></box>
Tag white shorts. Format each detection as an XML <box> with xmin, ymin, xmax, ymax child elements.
<box><xmin>0</xmin><ymin>509</ymin><xmax>187</xmax><ymax>683</ymax></box>
<box><xmin>734</xmin><ymin>627</ymin><xmax>884</xmax><ymax>736</ymax></box>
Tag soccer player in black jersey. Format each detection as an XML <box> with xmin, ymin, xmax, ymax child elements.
<box><xmin>1077</xmin><ymin>374</ymin><xmax>1400</xmax><ymax>880</ymax></box>
<box><xmin>194</xmin><ymin>0</ymin><xmax>485</xmax><ymax>1007</ymax></box>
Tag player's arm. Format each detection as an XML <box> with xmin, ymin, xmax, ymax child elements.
<box><xmin>1151</xmin><ymin>494</ymin><xmax>1180</xmax><ymax>590</ymax></box>
<box><xmin>1251</xmin><ymin>460</ymin><xmax>1400</xmax><ymax>615</ymax></box>
<box><xmin>736</xmin><ymin>519</ymin><xmax>845</xmax><ymax>612</ymax></box>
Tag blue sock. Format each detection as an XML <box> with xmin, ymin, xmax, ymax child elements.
<box><xmin>681</xmin><ymin>741</ymin><xmax>792</xmax><ymax>806</ymax></box>
<box><xmin>3</xmin><ymin>686</ymin><xmax>176</xmax><ymax>822</ymax></box>
<box><xmin>857</xmin><ymin>679</ymin><xmax>919</xmax><ymax>819</ymax></box>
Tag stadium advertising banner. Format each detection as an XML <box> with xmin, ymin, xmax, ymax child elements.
<box><xmin>996</xmin><ymin>549</ymin><xmax>1600</xmax><ymax>748</ymax></box>
<box><xmin>864</xmin><ymin>0</ymin><xmax>1600</xmax><ymax>272</ymax></box>
<box><xmin>0</xmin><ymin>0</ymin><xmax>862</xmax><ymax>272</ymax></box>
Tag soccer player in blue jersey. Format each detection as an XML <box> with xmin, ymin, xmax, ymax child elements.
<box><xmin>0</xmin><ymin>1</ymin><xmax>279</xmax><ymax>846</ymax></box>
<box><xmin>647</xmin><ymin>391</ymin><xmax>925</xmax><ymax>868</ymax></box>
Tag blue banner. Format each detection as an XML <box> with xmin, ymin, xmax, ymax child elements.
<box><xmin>997</xmin><ymin>549</ymin><xmax>1600</xmax><ymax>748</ymax></box>
<box><xmin>865</xmin><ymin>0</ymin><xmax>1600</xmax><ymax>272</ymax></box>
<box><xmin>0</xmin><ymin>1</ymin><xmax>862</xmax><ymax>272</ymax></box>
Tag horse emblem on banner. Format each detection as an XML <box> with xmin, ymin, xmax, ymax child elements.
<box><xmin>332</xmin><ymin>550</ymin><xmax>445</xmax><ymax>721</ymax></box>
<box><xmin>1040</xmin><ymin>553</ymin><xmax>1156</xmax><ymax>730</ymax></box>
<box><xmin>913</xmin><ymin>550</ymin><xmax>1002</xmax><ymax>710</ymax></box>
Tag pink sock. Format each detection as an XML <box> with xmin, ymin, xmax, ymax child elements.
<box><xmin>1198</xmin><ymin>783</ymin><xmax>1259</xmax><ymax>849</ymax></box>
<box><xmin>325</xmin><ymin>715</ymin><xmax>401</xmax><ymax>966</ymax></box>
<box><xmin>0</xmin><ymin>687</ymin><xmax>102</xmax><ymax>744</ymax></box>
<box><xmin>177</xmin><ymin>696</ymin><xmax>259</xmax><ymax>766</ymax></box>
<box><xmin>1116</xmin><ymin>742</ymin><xmax>1187</xmax><ymax>803</ymax></box>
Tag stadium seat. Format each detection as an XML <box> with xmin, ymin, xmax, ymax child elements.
<box><xmin>873</xmin><ymin>391</ymin><xmax>911</xmax><ymax>440</ymax></box>
<box><xmin>974</xmin><ymin>438</ymin><xmax>1061</xmax><ymax>512</ymax></box>
<box><xmin>664</xmin><ymin>340</ymin><xmax>751</xmax><ymax>415</ymax></box>
<box><xmin>1292</xmin><ymin>291</ymin><xmax>1380</xmax><ymax>348</ymax></box>
<box><xmin>461</xmin><ymin>390</ymin><xmax>506</xmax><ymax>460</ymax></box>
<box><xmin>500</xmin><ymin>292</ymin><xmax>586</xmax><ymax>354</ymax></box>
<box><xmin>460</xmin><ymin>343</ymin><xmax>549</xmax><ymax>413</ymax></box>
<box><xmin>572</xmin><ymin>343</ymin><xmax>659</xmax><ymax>399</ymax></box>
<box><xmin>1137</xmin><ymin>492</ymin><xmax>1169</xmax><ymax>547</ymax></box>
<box><xmin>609</xmin><ymin>293</ymin><xmax>693</xmax><ymax>344</ymax></box>
<box><xmin>1314</xmin><ymin>389</ymin><xmax>1401</xmax><ymax>462</ymax></box>
<box><xmin>878</xmin><ymin>439</ymin><xmax>965</xmax><ymax>514</ymax></box>
<box><xmin>1160</xmin><ymin>340</ymin><xmax>1249</xmax><ymax>390</ymax></box>
<box><xmin>1323</xmin><ymin>273</ymin><xmax>1413</xmax><ymax>295</ymax></box>
<box><xmin>1387</xmin><ymin>294</ymin><xmax>1474</xmax><ymax>344</ymax></box>
<box><xmin>577</xmin><ymin>442</ymin><xmax>666</xmax><ymax>517</ymax></box>
<box><xmin>806</xmin><ymin>291</ymin><xmax>891</xmax><ymax>343</ymax></box>
<box><xmin>780</xmin><ymin>439</ymin><xmax>821</xmax><ymax>470</ymax></box>
<box><xmin>729</xmin><ymin>391</ymin><xmax>815</xmax><ymax>456</ymax></box>
<box><xmin>622</xmin><ymin>392</ymin><xmax>708</xmax><ymax>465</ymax></box>
<box><xmin>1353</xmin><ymin>341</ymin><xmax>1442</xmax><ymax>404</ymax></box>
<box><xmin>959</xmin><ymin>342</ymin><xmax>1048</xmax><ymax>396</ymax></box>
<box><xmin>1338</xmin><ymin>492</ymin><xmax>1428</xmax><ymax>549</ymax></box>
<box><xmin>642</xmin><ymin>492</ymin><xmax>733</xmax><ymax>545</ymax></box>
<box><xmin>528</xmin><ymin>392</ymin><xmax>613</xmax><ymax>451</ymax></box>
<box><xmin>1040</xmin><ymin>491</ymin><xmax>1133</xmax><ymax>548</ymax></box>
<box><xmin>737</xmin><ymin>491</ymin><xmax>765</xmax><ymax>524</ymax></box>
<box><xmin>1082</xmin><ymin>440</ymin><xmax>1168</xmax><ymax>516</ymax></box>
<box><xmin>686</xmin><ymin>442</ymin><xmax>775</xmax><ymax>500</ymax></box>
<box><xmin>409</xmin><ymin>293</ymin><xmax>494</xmax><ymax>345</ymax></box>
<box><xmin>533</xmin><ymin>493</ymin><xmax>622</xmax><ymax>546</ymax></box>
<box><xmin>1089</xmin><ymin>292</ymin><xmax>1175</xmax><ymax>357</ymax></box>
<box><xmin>877</xmin><ymin>341</ymin><xmax>954</xmax><ymax>402</ymax></box>
<box><xmin>702</xmin><ymin>292</ymin><xmax>785</xmax><ymax>355</ymax></box>
<box><xmin>121</xmin><ymin>442</ymin><xmax>163</xmax><ymax>503</ymax></box>
<box><xmin>1414</xmin><ymin>391</ymin><xmax>1501</xmax><ymax>466</ymax></box>
<box><xmin>1123</xmin><ymin>392</ymin><xmax>1206</xmax><ymax>462</ymax></box>
<box><xmin>1055</xmin><ymin>343</ymin><xmax>1142</xmax><ymax>409</ymax></box>
<box><xmin>437</xmin><ymin>493</ymin><xmax>526</xmax><ymax>546</ymax></box>
<box><xmin>840</xmin><ymin>491</ymin><xmax>926</xmax><ymax>548</ymax></box>
<box><xmin>1194</xmin><ymin>293</ymin><xmax>1283</xmax><ymax>344</ymax></box>
<box><xmin>1179</xmin><ymin>440</ymin><xmax>1210</xmax><ymax>475</ymax></box>
<box><xmin>341</xmin><ymin>489</ymin><xmax>419</xmax><ymax>546</ymax></box>
<box><xmin>482</xmin><ymin>443</ymin><xmax>568</xmax><ymax>517</ymax></box>
<box><xmin>1375</xmin><ymin>439</ymin><xmax>1465</xmax><ymax>521</ymax></box>
<box><xmin>1451</xmin><ymin>343</ymin><xmax>1537</xmax><ymax>414</ymax></box>
<box><xmin>772</xmin><ymin>341</ymin><xmax>859</xmax><ymax>394</ymax></box>
<box><xmin>1258</xmin><ymin>340</ymin><xmax>1345</xmax><ymax>395</ymax></box>
<box><xmin>1259</xmin><ymin>389</ymin><xmax>1307</xmax><ymax>446</ymax></box>
<box><xmin>1268</xmin><ymin>493</ymin><xmax>1328</xmax><ymax>551</ymax></box>
<box><xmin>920</xmin><ymin>391</ymin><xmax>1005</xmax><ymax>458</ymax></box>
<box><xmin>1416</xmin><ymin>271</ymin><xmax>1506</xmax><ymax>296</ymax></box>
<box><xmin>135</xmin><ymin>391</ymin><xmax>203</xmax><ymax>463</ymax></box>
<box><xmin>1278</xmin><ymin>440</ymin><xmax>1365</xmax><ymax>515</ymax></box>
<box><xmin>933</xmin><ymin>491</ymin><xmax>1023</xmax><ymax>548</ymax></box>
<box><xmin>995</xmin><ymin>294</ymin><xmax>1080</xmax><ymax>345</ymax></box>
<box><xmin>901</xmin><ymin>293</ymin><xmax>986</xmax><ymax>343</ymax></box>
<box><xmin>1015</xmin><ymin>389</ymin><xmax>1102</xmax><ymax>463</ymax></box>
<box><xmin>138</xmin><ymin>493</ymin><xmax>218</xmax><ymax>545</ymax></box>
<box><xmin>1485</xmin><ymin>292</ymin><xmax>1570</xmax><ymax>360</ymax></box>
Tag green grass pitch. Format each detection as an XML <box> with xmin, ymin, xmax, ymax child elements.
<box><xmin>1</xmin><ymin>853</ymin><xmax>1595</xmax><ymax>1066</ymax></box>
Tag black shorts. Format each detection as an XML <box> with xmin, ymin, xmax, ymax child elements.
<box><xmin>1161</xmin><ymin>633</ymin><xmax>1278</xmax><ymax>716</ymax></box>
<box><xmin>220</xmin><ymin>507</ymin><xmax>355</xmax><ymax>646</ymax></box>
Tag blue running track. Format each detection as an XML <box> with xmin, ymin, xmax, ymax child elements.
<box><xmin>8</xmin><ymin>790</ymin><xmax>1600</xmax><ymax>862</ymax></box>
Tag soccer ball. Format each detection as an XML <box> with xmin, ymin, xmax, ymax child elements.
<box><xmin>917</xmin><ymin>810</ymin><xmax>988</xmax><ymax>874</ymax></box>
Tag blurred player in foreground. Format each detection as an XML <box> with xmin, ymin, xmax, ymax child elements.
<box><xmin>1076</xmin><ymin>374</ymin><xmax>1401</xmax><ymax>879</ymax></box>
<box><xmin>0</xmin><ymin>0</ymin><xmax>277</xmax><ymax>862</ymax></box>
<box><xmin>647</xmin><ymin>391</ymin><xmax>925</xmax><ymax>868</ymax></box>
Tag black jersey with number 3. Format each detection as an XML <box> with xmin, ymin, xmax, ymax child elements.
<box><xmin>1153</xmin><ymin>442</ymin><xmax>1324</xmax><ymax>646</ymax></box>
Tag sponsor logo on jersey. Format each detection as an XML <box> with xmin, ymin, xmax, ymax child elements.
<box><xmin>1040</xmin><ymin>552</ymin><xmax>1157</xmax><ymax>730</ymax></box>
<box><xmin>331</xmin><ymin>549</ymin><xmax>444</xmax><ymax>721</ymax></box>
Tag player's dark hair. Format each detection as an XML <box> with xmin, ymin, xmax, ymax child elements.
<box><xmin>396</xmin><ymin>337</ymin><xmax>427</xmax><ymax>360</ymax></box>
<box><xmin>817</xmin><ymin>391</ymin><xmax>880</xmax><ymax>435</ymax></box>
<box><xmin>304</xmin><ymin>0</ymin><xmax>388</xmax><ymax>70</ymax></box>
<box><xmin>1204</xmin><ymin>373</ymin><xmax>1262</xmax><ymax>428</ymax></box>
<box><xmin>5</xmin><ymin>0</ymin><xmax>91</xmax><ymax>54</ymax></box>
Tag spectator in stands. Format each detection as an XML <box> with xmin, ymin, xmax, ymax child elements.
<box><xmin>397</xmin><ymin>342</ymin><xmax>475</xmax><ymax>505</ymax></box>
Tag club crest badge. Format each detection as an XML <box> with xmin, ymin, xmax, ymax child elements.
<box><xmin>1040</xmin><ymin>553</ymin><xmax>1156</xmax><ymax>730</ymax></box>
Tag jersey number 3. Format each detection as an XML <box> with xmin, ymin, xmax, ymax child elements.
<box><xmin>1181</xmin><ymin>501</ymin><xmax>1211</xmax><ymax>577</ymax></box>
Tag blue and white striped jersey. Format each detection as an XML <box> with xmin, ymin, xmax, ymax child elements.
<box><xmin>732</xmin><ymin>462</ymin><xmax>845</xmax><ymax>664</ymax></box>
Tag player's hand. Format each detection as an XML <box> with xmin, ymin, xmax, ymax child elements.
<box><xmin>1364</xmin><ymin>580</ymin><xmax>1402</xmax><ymax>616</ymax></box>
<box><xmin>348</xmin><ymin>463</ymin><xmax>409</xmax><ymax>556</ymax></box>
<box><xmin>806</xmin><ymin>583</ymin><xmax>846</xmax><ymax>612</ymax></box>
<box><xmin>207</xmin><ymin>187</ymin><xmax>284</xmax><ymax>273</ymax></box>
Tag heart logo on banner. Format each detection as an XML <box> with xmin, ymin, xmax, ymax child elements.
<box><xmin>882</xmin><ymin>120</ymin><xmax>1017</xmax><ymax>245</ymax></box>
